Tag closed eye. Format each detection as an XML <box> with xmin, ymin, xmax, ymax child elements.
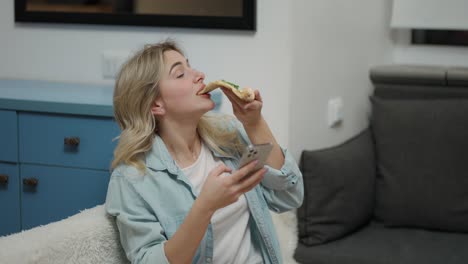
<box><xmin>177</xmin><ymin>73</ymin><xmax>185</xmax><ymax>78</ymax></box>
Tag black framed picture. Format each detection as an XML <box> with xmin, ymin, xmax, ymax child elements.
<box><xmin>412</xmin><ymin>30</ymin><xmax>468</xmax><ymax>46</ymax></box>
<box><xmin>15</xmin><ymin>0</ymin><xmax>256</xmax><ymax>31</ymax></box>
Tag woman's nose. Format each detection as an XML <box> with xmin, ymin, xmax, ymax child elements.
<box><xmin>194</xmin><ymin>69</ymin><xmax>205</xmax><ymax>83</ymax></box>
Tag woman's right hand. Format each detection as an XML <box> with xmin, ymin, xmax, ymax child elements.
<box><xmin>197</xmin><ymin>160</ymin><xmax>267</xmax><ymax>213</ymax></box>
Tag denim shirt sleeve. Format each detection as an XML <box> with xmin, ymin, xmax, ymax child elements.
<box><xmin>105</xmin><ymin>171</ymin><xmax>170</xmax><ymax>264</ymax></box>
<box><xmin>232</xmin><ymin>118</ymin><xmax>304</xmax><ymax>213</ymax></box>
<box><xmin>259</xmin><ymin>146</ymin><xmax>304</xmax><ymax>213</ymax></box>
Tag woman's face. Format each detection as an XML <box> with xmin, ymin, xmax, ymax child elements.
<box><xmin>155</xmin><ymin>50</ymin><xmax>214</xmax><ymax>120</ymax></box>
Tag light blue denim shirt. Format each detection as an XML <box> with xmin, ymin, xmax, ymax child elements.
<box><xmin>105</xmin><ymin>120</ymin><xmax>304</xmax><ymax>264</ymax></box>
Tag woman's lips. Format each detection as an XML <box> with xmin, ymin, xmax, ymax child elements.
<box><xmin>196</xmin><ymin>84</ymin><xmax>206</xmax><ymax>95</ymax></box>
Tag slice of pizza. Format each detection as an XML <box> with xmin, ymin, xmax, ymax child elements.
<box><xmin>197</xmin><ymin>80</ymin><xmax>255</xmax><ymax>102</ymax></box>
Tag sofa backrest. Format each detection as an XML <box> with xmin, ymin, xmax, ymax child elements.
<box><xmin>368</xmin><ymin>64</ymin><xmax>468</xmax><ymax>233</ymax></box>
<box><xmin>369</xmin><ymin>64</ymin><xmax>468</xmax><ymax>99</ymax></box>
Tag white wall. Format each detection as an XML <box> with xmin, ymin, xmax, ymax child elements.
<box><xmin>289</xmin><ymin>0</ymin><xmax>393</xmax><ymax>160</ymax></box>
<box><xmin>1</xmin><ymin>0</ymin><xmax>394</xmax><ymax>160</ymax></box>
<box><xmin>0</xmin><ymin>0</ymin><xmax>292</xmax><ymax>147</ymax></box>
<box><xmin>393</xmin><ymin>29</ymin><xmax>468</xmax><ymax>66</ymax></box>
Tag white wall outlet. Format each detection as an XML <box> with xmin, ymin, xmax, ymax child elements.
<box><xmin>327</xmin><ymin>97</ymin><xmax>343</xmax><ymax>128</ymax></box>
<box><xmin>102</xmin><ymin>51</ymin><xmax>130</xmax><ymax>79</ymax></box>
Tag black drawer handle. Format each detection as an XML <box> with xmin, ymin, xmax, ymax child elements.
<box><xmin>0</xmin><ymin>174</ymin><xmax>8</xmax><ymax>185</ymax></box>
<box><xmin>23</xmin><ymin>178</ymin><xmax>38</xmax><ymax>187</ymax></box>
<box><xmin>64</xmin><ymin>137</ymin><xmax>80</xmax><ymax>146</ymax></box>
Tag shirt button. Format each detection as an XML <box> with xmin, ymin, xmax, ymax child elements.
<box><xmin>206</xmin><ymin>257</ymin><xmax>212</xmax><ymax>263</ymax></box>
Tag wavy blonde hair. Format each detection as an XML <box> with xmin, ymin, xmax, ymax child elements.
<box><xmin>112</xmin><ymin>40</ymin><xmax>244</xmax><ymax>172</ymax></box>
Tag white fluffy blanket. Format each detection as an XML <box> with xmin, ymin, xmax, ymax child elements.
<box><xmin>0</xmin><ymin>206</ymin><xmax>298</xmax><ymax>264</ymax></box>
<box><xmin>271</xmin><ymin>210</ymin><xmax>300</xmax><ymax>264</ymax></box>
<box><xmin>0</xmin><ymin>205</ymin><xmax>128</xmax><ymax>264</ymax></box>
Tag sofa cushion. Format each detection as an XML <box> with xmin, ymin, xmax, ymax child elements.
<box><xmin>294</xmin><ymin>222</ymin><xmax>468</xmax><ymax>264</ymax></box>
<box><xmin>371</xmin><ymin>97</ymin><xmax>468</xmax><ymax>232</ymax></box>
<box><xmin>297</xmin><ymin>129</ymin><xmax>375</xmax><ymax>246</ymax></box>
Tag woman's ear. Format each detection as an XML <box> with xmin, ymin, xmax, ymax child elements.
<box><xmin>151</xmin><ymin>99</ymin><xmax>165</xmax><ymax>117</ymax></box>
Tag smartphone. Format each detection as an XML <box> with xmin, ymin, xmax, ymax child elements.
<box><xmin>238</xmin><ymin>142</ymin><xmax>274</xmax><ymax>171</ymax></box>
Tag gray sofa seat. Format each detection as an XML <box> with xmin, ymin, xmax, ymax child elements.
<box><xmin>295</xmin><ymin>222</ymin><xmax>468</xmax><ymax>264</ymax></box>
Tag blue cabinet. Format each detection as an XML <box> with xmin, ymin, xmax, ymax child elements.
<box><xmin>0</xmin><ymin>110</ymin><xmax>18</xmax><ymax>163</ymax></box>
<box><xmin>0</xmin><ymin>80</ymin><xmax>120</xmax><ymax>237</ymax></box>
<box><xmin>0</xmin><ymin>110</ymin><xmax>20</xmax><ymax>236</ymax></box>
<box><xmin>0</xmin><ymin>162</ymin><xmax>20</xmax><ymax>236</ymax></box>
<box><xmin>0</xmin><ymin>111</ymin><xmax>119</xmax><ymax>236</ymax></box>
<box><xmin>20</xmin><ymin>164</ymin><xmax>111</xmax><ymax>230</ymax></box>
<box><xmin>19</xmin><ymin>112</ymin><xmax>118</xmax><ymax>170</ymax></box>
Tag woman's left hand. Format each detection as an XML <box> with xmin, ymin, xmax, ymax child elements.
<box><xmin>221</xmin><ymin>87</ymin><xmax>263</xmax><ymax>127</ymax></box>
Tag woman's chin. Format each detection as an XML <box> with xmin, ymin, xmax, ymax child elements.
<box><xmin>202</xmin><ymin>97</ymin><xmax>216</xmax><ymax>110</ymax></box>
<box><xmin>203</xmin><ymin>101</ymin><xmax>216</xmax><ymax>112</ymax></box>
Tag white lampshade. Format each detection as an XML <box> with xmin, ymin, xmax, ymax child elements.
<box><xmin>391</xmin><ymin>0</ymin><xmax>468</xmax><ymax>30</ymax></box>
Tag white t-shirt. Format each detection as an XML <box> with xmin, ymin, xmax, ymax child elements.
<box><xmin>181</xmin><ymin>142</ymin><xmax>263</xmax><ymax>264</ymax></box>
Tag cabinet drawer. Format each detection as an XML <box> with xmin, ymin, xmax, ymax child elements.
<box><xmin>0</xmin><ymin>110</ymin><xmax>18</xmax><ymax>163</ymax></box>
<box><xmin>0</xmin><ymin>162</ymin><xmax>20</xmax><ymax>236</ymax></box>
<box><xmin>21</xmin><ymin>164</ymin><xmax>110</xmax><ymax>230</ymax></box>
<box><xmin>19</xmin><ymin>112</ymin><xmax>120</xmax><ymax>170</ymax></box>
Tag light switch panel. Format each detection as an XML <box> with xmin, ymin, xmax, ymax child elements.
<box><xmin>327</xmin><ymin>97</ymin><xmax>343</xmax><ymax>128</ymax></box>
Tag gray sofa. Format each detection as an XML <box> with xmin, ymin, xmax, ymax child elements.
<box><xmin>294</xmin><ymin>65</ymin><xmax>468</xmax><ymax>264</ymax></box>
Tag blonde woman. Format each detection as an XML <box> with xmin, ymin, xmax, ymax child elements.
<box><xmin>105</xmin><ymin>40</ymin><xmax>303</xmax><ymax>264</ymax></box>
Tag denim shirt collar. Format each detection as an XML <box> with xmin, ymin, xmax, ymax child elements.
<box><xmin>145</xmin><ymin>134</ymin><xmax>235</xmax><ymax>175</ymax></box>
